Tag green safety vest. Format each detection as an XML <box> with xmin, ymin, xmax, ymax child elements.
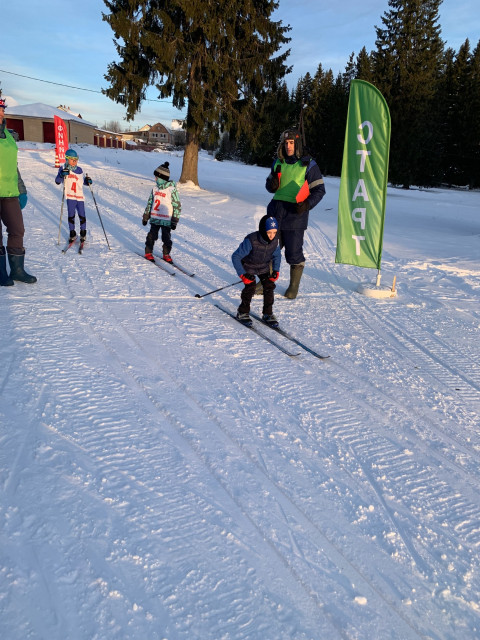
<box><xmin>272</xmin><ymin>160</ymin><xmax>307</xmax><ymax>203</ymax></box>
<box><xmin>0</xmin><ymin>129</ymin><xmax>20</xmax><ymax>197</ymax></box>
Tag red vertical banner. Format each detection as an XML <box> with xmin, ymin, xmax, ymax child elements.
<box><xmin>54</xmin><ymin>115</ymin><xmax>68</xmax><ymax>164</ymax></box>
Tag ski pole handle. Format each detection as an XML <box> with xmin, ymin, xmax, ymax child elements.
<box><xmin>194</xmin><ymin>280</ymin><xmax>242</xmax><ymax>298</ymax></box>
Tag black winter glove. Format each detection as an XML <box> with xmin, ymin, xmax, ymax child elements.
<box><xmin>170</xmin><ymin>217</ymin><xmax>179</xmax><ymax>231</ymax></box>
<box><xmin>84</xmin><ymin>176</ymin><xmax>92</xmax><ymax>186</ymax></box>
<box><xmin>266</xmin><ymin>172</ymin><xmax>280</xmax><ymax>192</ymax></box>
<box><xmin>142</xmin><ymin>212</ymin><xmax>150</xmax><ymax>226</ymax></box>
<box><xmin>296</xmin><ymin>200</ymin><xmax>310</xmax><ymax>214</ymax></box>
<box><xmin>61</xmin><ymin>168</ymin><xmax>69</xmax><ymax>178</ymax></box>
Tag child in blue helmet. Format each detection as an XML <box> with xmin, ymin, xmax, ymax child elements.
<box><xmin>55</xmin><ymin>149</ymin><xmax>92</xmax><ymax>242</ymax></box>
<box><xmin>231</xmin><ymin>215</ymin><xmax>281</xmax><ymax>328</ymax></box>
<box><xmin>142</xmin><ymin>162</ymin><xmax>181</xmax><ymax>263</ymax></box>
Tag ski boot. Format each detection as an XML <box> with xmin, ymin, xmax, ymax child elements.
<box><xmin>262</xmin><ymin>313</ymin><xmax>279</xmax><ymax>329</ymax></box>
<box><xmin>236</xmin><ymin>311</ymin><xmax>253</xmax><ymax>327</ymax></box>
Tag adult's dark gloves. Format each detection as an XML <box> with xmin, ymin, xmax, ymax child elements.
<box><xmin>296</xmin><ymin>200</ymin><xmax>310</xmax><ymax>214</ymax></box>
<box><xmin>266</xmin><ymin>172</ymin><xmax>280</xmax><ymax>192</ymax></box>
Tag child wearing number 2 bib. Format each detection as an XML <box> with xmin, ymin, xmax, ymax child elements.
<box><xmin>142</xmin><ymin>162</ymin><xmax>181</xmax><ymax>263</ymax></box>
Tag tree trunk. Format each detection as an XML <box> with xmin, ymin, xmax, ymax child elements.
<box><xmin>179</xmin><ymin>129</ymin><xmax>200</xmax><ymax>186</ymax></box>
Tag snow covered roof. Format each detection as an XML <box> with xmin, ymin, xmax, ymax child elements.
<box><xmin>5</xmin><ymin>102</ymin><xmax>95</xmax><ymax>127</ymax></box>
<box><xmin>170</xmin><ymin>119</ymin><xmax>185</xmax><ymax>131</ymax></box>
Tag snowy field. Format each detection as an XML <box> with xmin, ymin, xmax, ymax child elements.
<box><xmin>1</xmin><ymin>143</ymin><xmax>479</xmax><ymax>640</ymax></box>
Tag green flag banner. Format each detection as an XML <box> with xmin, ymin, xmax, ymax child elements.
<box><xmin>335</xmin><ymin>80</ymin><xmax>391</xmax><ymax>269</ymax></box>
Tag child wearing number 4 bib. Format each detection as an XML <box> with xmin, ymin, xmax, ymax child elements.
<box><xmin>142</xmin><ymin>162</ymin><xmax>181</xmax><ymax>263</ymax></box>
<box><xmin>55</xmin><ymin>148</ymin><xmax>91</xmax><ymax>242</ymax></box>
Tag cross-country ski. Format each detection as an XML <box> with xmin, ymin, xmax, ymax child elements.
<box><xmin>137</xmin><ymin>251</ymin><xmax>176</xmax><ymax>275</ymax></box>
<box><xmin>249</xmin><ymin>311</ymin><xmax>330</xmax><ymax>359</ymax></box>
<box><xmin>215</xmin><ymin>304</ymin><xmax>300</xmax><ymax>357</ymax></box>
<box><xmin>156</xmin><ymin>254</ymin><xmax>195</xmax><ymax>277</ymax></box>
<box><xmin>61</xmin><ymin>238</ymin><xmax>77</xmax><ymax>253</ymax></box>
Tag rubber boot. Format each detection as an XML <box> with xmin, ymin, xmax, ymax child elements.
<box><xmin>0</xmin><ymin>247</ymin><xmax>14</xmax><ymax>286</ymax></box>
<box><xmin>284</xmin><ymin>263</ymin><xmax>304</xmax><ymax>299</ymax></box>
<box><xmin>7</xmin><ymin>250</ymin><xmax>37</xmax><ymax>284</ymax></box>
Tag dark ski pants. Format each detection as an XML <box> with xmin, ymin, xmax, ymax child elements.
<box><xmin>238</xmin><ymin>272</ymin><xmax>276</xmax><ymax>316</ymax></box>
<box><xmin>0</xmin><ymin>197</ymin><xmax>25</xmax><ymax>251</ymax></box>
<box><xmin>281</xmin><ymin>229</ymin><xmax>305</xmax><ymax>265</ymax></box>
<box><xmin>67</xmin><ymin>200</ymin><xmax>86</xmax><ymax>232</ymax></box>
<box><xmin>145</xmin><ymin>224</ymin><xmax>172</xmax><ymax>254</ymax></box>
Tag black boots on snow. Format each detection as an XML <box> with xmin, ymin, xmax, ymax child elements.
<box><xmin>7</xmin><ymin>249</ymin><xmax>37</xmax><ymax>284</ymax></box>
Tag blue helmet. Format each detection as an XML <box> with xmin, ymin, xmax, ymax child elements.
<box><xmin>65</xmin><ymin>149</ymin><xmax>78</xmax><ymax>159</ymax></box>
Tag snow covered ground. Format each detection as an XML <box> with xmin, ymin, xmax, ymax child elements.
<box><xmin>1</xmin><ymin>143</ymin><xmax>479</xmax><ymax>640</ymax></box>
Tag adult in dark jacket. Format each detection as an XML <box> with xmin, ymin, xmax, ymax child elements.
<box><xmin>0</xmin><ymin>98</ymin><xmax>36</xmax><ymax>286</ymax></box>
<box><xmin>232</xmin><ymin>215</ymin><xmax>281</xmax><ymax>328</ymax></box>
<box><xmin>266</xmin><ymin>128</ymin><xmax>325</xmax><ymax>298</ymax></box>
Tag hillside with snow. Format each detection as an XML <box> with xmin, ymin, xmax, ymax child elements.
<box><xmin>1</xmin><ymin>143</ymin><xmax>479</xmax><ymax>639</ymax></box>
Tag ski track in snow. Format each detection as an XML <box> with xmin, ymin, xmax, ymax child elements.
<box><xmin>1</xmin><ymin>146</ymin><xmax>479</xmax><ymax>640</ymax></box>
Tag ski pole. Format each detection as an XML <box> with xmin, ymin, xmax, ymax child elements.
<box><xmin>87</xmin><ymin>177</ymin><xmax>111</xmax><ymax>250</ymax></box>
<box><xmin>57</xmin><ymin>177</ymin><xmax>66</xmax><ymax>245</ymax></box>
<box><xmin>194</xmin><ymin>280</ymin><xmax>242</xmax><ymax>298</ymax></box>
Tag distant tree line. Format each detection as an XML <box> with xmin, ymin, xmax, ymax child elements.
<box><xmin>220</xmin><ymin>1</ymin><xmax>480</xmax><ymax>189</ymax></box>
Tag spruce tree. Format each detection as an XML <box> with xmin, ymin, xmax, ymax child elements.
<box><xmin>102</xmin><ymin>0</ymin><xmax>291</xmax><ymax>185</ymax></box>
<box><xmin>445</xmin><ymin>40</ymin><xmax>472</xmax><ymax>185</ymax></box>
<box><xmin>239</xmin><ymin>82</ymin><xmax>295</xmax><ymax>166</ymax></box>
<box><xmin>469</xmin><ymin>41</ymin><xmax>480</xmax><ymax>187</ymax></box>
<box><xmin>456</xmin><ymin>39</ymin><xmax>480</xmax><ymax>188</ymax></box>
<box><xmin>434</xmin><ymin>47</ymin><xmax>456</xmax><ymax>185</ymax></box>
<box><xmin>303</xmin><ymin>64</ymin><xmax>335</xmax><ymax>171</ymax></box>
<box><xmin>355</xmin><ymin>47</ymin><xmax>375</xmax><ymax>83</ymax></box>
<box><xmin>373</xmin><ymin>0</ymin><xmax>444</xmax><ymax>187</ymax></box>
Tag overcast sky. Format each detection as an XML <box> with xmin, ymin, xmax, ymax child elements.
<box><xmin>1</xmin><ymin>0</ymin><xmax>478</xmax><ymax>130</ymax></box>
